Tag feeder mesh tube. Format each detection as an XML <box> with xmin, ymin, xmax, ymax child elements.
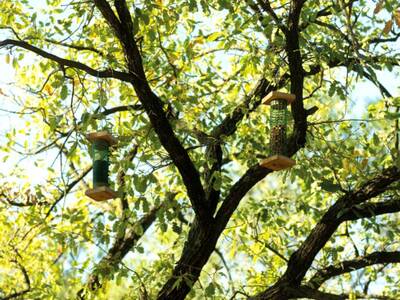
<box><xmin>92</xmin><ymin>140</ymin><xmax>109</xmax><ymax>188</ymax></box>
<box><xmin>269</xmin><ymin>99</ymin><xmax>288</xmax><ymax>155</ymax></box>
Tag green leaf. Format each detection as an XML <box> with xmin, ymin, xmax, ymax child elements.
<box><xmin>133</xmin><ymin>223</ymin><xmax>143</xmax><ymax>235</ymax></box>
<box><xmin>49</xmin><ymin>116</ymin><xmax>57</xmax><ymax>130</ymax></box>
<box><xmin>160</xmin><ymin>222</ymin><xmax>167</xmax><ymax>232</ymax></box>
<box><xmin>385</xmin><ymin>112</ymin><xmax>400</xmax><ymax>120</ymax></box>
<box><xmin>31</xmin><ymin>12</ymin><xmax>37</xmax><ymax>22</ymax></box>
<box><xmin>212</xmin><ymin>171</ymin><xmax>222</xmax><ymax>190</ymax></box>
<box><xmin>134</xmin><ymin>175</ymin><xmax>148</xmax><ymax>193</ymax></box>
<box><xmin>205</xmin><ymin>283</ymin><xmax>215</xmax><ymax>296</ymax></box>
<box><xmin>372</xmin><ymin>133</ymin><xmax>379</xmax><ymax>146</ymax></box>
<box><xmin>99</xmin><ymin>89</ymin><xmax>107</xmax><ymax>106</ymax></box>
<box><xmin>207</xmin><ymin>32</ymin><xmax>221</xmax><ymax>42</ymax></box>
<box><xmin>60</xmin><ymin>85</ymin><xmax>68</xmax><ymax>99</ymax></box>
<box><xmin>142</xmin><ymin>13</ymin><xmax>150</xmax><ymax>25</ymax></box>
<box><xmin>320</xmin><ymin>180</ymin><xmax>341</xmax><ymax>192</ymax></box>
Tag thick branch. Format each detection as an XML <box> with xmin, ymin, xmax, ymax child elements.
<box><xmin>92</xmin><ymin>0</ymin><xmax>122</xmax><ymax>38</ymax></box>
<box><xmin>281</xmin><ymin>166</ymin><xmax>400</xmax><ymax>286</ymax></box>
<box><xmin>285</xmin><ymin>0</ymin><xmax>307</xmax><ymax>151</ymax></box>
<box><xmin>157</xmin><ymin>77</ymin><xmax>278</xmax><ymax>299</ymax></box>
<box><xmin>288</xmin><ymin>285</ymin><xmax>398</xmax><ymax>300</ymax></box>
<box><xmin>114</xmin><ymin>0</ymin><xmax>145</xmax><ymax>77</ymax></box>
<box><xmin>286</xmin><ymin>285</ymin><xmax>346</xmax><ymax>300</ymax></box>
<box><xmin>340</xmin><ymin>198</ymin><xmax>400</xmax><ymax>222</ymax></box>
<box><xmin>251</xmin><ymin>166</ymin><xmax>400</xmax><ymax>299</ymax></box>
<box><xmin>159</xmin><ymin>1</ymin><xmax>307</xmax><ymax>298</ymax></box>
<box><xmin>0</xmin><ymin>39</ymin><xmax>132</xmax><ymax>82</ymax></box>
<box><xmin>308</xmin><ymin>251</ymin><xmax>400</xmax><ymax>289</ymax></box>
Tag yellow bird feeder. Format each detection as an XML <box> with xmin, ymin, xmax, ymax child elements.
<box><xmin>260</xmin><ymin>91</ymin><xmax>296</xmax><ymax>171</ymax></box>
<box><xmin>85</xmin><ymin>131</ymin><xmax>118</xmax><ymax>201</ymax></box>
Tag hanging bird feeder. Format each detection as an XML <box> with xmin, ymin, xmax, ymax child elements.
<box><xmin>260</xmin><ymin>91</ymin><xmax>296</xmax><ymax>171</ymax></box>
<box><xmin>85</xmin><ymin>131</ymin><xmax>118</xmax><ymax>201</ymax></box>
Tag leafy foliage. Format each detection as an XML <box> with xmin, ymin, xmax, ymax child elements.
<box><xmin>0</xmin><ymin>0</ymin><xmax>399</xmax><ymax>299</ymax></box>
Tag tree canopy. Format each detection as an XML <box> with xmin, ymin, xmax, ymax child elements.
<box><xmin>0</xmin><ymin>0</ymin><xmax>400</xmax><ymax>299</ymax></box>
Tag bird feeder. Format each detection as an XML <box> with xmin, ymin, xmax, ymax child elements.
<box><xmin>85</xmin><ymin>131</ymin><xmax>118</xmax><ymax>201</ymax></box>
<box><xmin>260</xmin><ymin>91</ymin><xmax>296</xmax><ymax>171</ymax></box>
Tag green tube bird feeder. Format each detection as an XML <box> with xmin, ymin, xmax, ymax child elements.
<box><xmin>85</xmin><ymin>131</ymin><xmax>118</xmax><ymax>201</ymax></box>
<box><xmin>260</xmin><ymin>91</ymin><xmax>296</xmax><ymax>171</ymax></box>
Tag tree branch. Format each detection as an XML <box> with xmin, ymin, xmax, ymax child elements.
<box><xmin>285</xmin><ymin>0</ymin><xmax>307</xmax><ymax>152</ymax></box>
<box><xmin>263</xmin><ymin>284</ymin><xmax>398</xmax><ymax>300</ymax></box>
<box><xmin>41</xmin><ymin>37</ymin><xmax>106</xmax><ymax>56</ymax></box>
<box><xmin>102</xmin><ymin>104</ymin><xmax>143</xmax><ymax>115</ymax></box>
<box><xmin>369</xmin><ymin>32</ymin><xmax>400</xmax><ymax>44</ymax></box>
<box><xmin>157</xmin><ymin>76</ymin><xmax>280</xmax><ymax>299</ymax></box>
<box><xmin>92</xmin><ymin>0</ymin><xmax>122</xmax><ymax>38</ymax></box>
<box><xmin>159</xmin><ymin>1</ymin><xmax>307</xmax><ymax>298</ymax></box>
<box><xmin>215</xmin><ymin>248</ymin><xmax>234</xmax><ymax>290</ymax></box>
<box><xmin>211</xmin><ymin>78</ymin><xmax>273</xmax><ymax>139</ymax></box>
<box><xmin>251</xmin><ymin>166</ymin><xmax>400</xmax><ymax>299</ymax></box>
<box><xmin>282</xmin><ymin>166</ymin><xmax>400</xmax><ymax>285</ymax></box>
<box><xmin>339</xmin><ymin>198</ymin><xmax>400</xmax><ymax>222</ymax></box>
<box><xmin>286</xmin><ymin>285</ymin><xmax>346</xmax><ymax>300</ymax></box>
<box><xmin>307</xmin><ymin>251</ymin><xmax>400</xmax><ymax>289</ymax></box>
<box><xmin>113</xmin><ymin>0</ymin><xmax>144</xmax><ymax>76</ymax></box>
<box><xmin>299</xmin><ymin>1</ymin><xmax>360</xmax><ymax>31</ymax></box>
<box><xmin>0</xmin><ymin>190</ymin><xmax>48</xmax><ymax>207</ymax></box>
<box><xmin>0</xmin><ymin>39</ymin><xmax>132</xmax><ymax>82</ymax></box>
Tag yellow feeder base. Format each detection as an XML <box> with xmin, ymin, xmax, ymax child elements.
<box><xmin>262</xmin><ymin>91</ymin><xmax>296</xmax><ymax>105</ymax></box>
<box><xmin>85</xmin><ymin>186</ymin><xmax>117</xmax><ymax>201</ymax></box>
<box><xmin>260</xmin><ymin>155</ymin><xmax>296</xmax><ymax>171</ymax></box>
<box><xmin>86</xmin><ymin>131</ymin><xmax>118</xmax><ymax>145</ymax></box>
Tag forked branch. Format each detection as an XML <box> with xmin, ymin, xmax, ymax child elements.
<box><xmin>0</xmin><ymin>39</ymin><xmax>132</xmax><ymax>82</ymax></box>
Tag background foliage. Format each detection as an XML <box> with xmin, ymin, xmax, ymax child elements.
<box><xmin>0</xmin><ymin>0</ymin><xmax>399</xmax><ymax>299</ymax></box>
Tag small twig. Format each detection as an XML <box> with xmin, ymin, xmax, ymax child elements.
<box><xmin>214</xmin><ymin>248</ymin><xmax>234</xmax><ymax>291</ymax></box>
<box><xmin>309</xmin><ymin>118</ymin><xmax>380</xmax><ymax>125</ymax></box>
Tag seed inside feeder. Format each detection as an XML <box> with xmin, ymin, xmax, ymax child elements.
<box><xmin>260</xmin><ymin>91</ymin><xmax>296</xmax><ymax>171</ymax></box>
<box><xmin>85</xmin><ymin>131</ymin><xmax>118</xmax><ymax>201</ymax></box>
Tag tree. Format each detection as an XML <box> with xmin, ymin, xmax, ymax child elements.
<box><xmin>0</xmin><ymin>0</ymin><xmax>399</xmax><ymax>299</ymax></box>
